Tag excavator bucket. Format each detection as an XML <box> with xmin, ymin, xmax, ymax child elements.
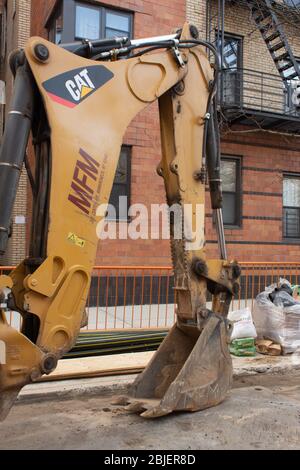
<box><xmin>123</xmin><ymin>312</ymin><xmax>232</xmax><ymax>418</ymax></box>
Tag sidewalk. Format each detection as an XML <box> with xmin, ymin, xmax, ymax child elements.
<box><xmin>18</xmin><ymin>350</ymin><xmax>300</xmax><ymax>404</ymax></box>
<box><xmin>6</xmin><ymin>298</ymin><xmax>255</xmax><ymax>330</ymax></box>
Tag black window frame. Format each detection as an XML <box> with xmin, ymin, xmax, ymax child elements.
<box><xmin>220</xmin><ymin>155</ymin><xmax>242</xmax><ymax>229</ymax></box>
<box><xmin>283</xmin><ymin>173</ymin><xmax>300</xmax><ymax>240</ymax></box>
<box><xmin>47</xmin><ymin>0</ymin><xmax>133</xmax><ymax>44</ymax></box>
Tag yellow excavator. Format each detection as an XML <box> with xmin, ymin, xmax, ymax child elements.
<box><xmin>0</xmin><ymin>22</ymin><xmax>240</xmax><ymax>420</ymax></box>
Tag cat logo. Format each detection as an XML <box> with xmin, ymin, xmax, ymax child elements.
<box><xmin>65</xmin><ymin>69</ymin><xmax>96</xmax><ymax>102</ymax></box>
<box><xmin>42</xmin><ymin>65</ymin><xmax>114</xmax><ymax>108</ymax></box>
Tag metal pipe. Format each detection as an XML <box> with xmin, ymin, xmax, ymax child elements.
<box><xmin>206</xmin><ymin>101</ymin><xmax>227</xmax><ymax>260</ymax></box>
<box><xmin>130</xmin><ymin>34</ymin><xmax>179</xmax><ymax>47</ymax></box>
<box><xmin>214</xmin><ymin>208</ymin><xmax>227</xmax><ymax>260</ymax></box>
<box><xmin>62</xmin><ymin>34</ymin><xmax>179</xmax><ymax>58</ymax></box>
<box><xmin>0</xmin><ymin>52</ymin><xmax>34</xmax><ymax>255</ymax></box>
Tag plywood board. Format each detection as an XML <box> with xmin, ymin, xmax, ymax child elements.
<box><xmin>39</xmin><ymin>351</ymin><xmax>155</xmax><ymax>382</ymax></box>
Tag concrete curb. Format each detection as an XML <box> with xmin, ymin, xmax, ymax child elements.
<box><xmin>16</xmin><ymin>354</ymin><xmax>300</xmax><ymax>405</ymax></box>
<box><xmin>17</xmin><ymin>374</ymin><xmax>135</xmax><ymax>405</ymax></box>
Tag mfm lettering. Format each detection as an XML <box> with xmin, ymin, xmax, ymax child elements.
<box><xmin>68</xmin><ymin>148</ymin><xmax>100</xmax><ymax>215</ymax></box>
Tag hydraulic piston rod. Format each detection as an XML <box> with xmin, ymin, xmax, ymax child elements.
<box><xmin>0</xmin><ymin>52</ymin><xmax>34</xmax><ymax>255</ymax></box>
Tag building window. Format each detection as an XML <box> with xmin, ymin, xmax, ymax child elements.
<box><xmin>283</xmin><ymin>175</ymin><xmax>300</xmax><ymax>238</ymax></box>
<box><xmin>48</xmin><ymin>1</ymin><xmax>133</xmax><ymax>44</ymax></box>
<box><xmin>220</xmin><ymin>34</ymin><xmax>243</xmax><ymax>70</ymax></box>
<box><xmin>75</xmin><ymin>4</ymin><xmax>101</xmax><ymax>40</ymax></box>
<box><xmin>215</xmin><ymin>32</ymin><xmax>243</xmax><ymax>70</ymax></box>
<box><xmin>220</xmin><ymin>157</ymin><xmax>241</xmax><ymax>227</ymax></box>
<box><xmin>104</xmin><ymin>10</ymin><xmax>131</xmax><ymax>38</ymax></box>
<box><xmin>48</xmin><ymin>3</ymin><xmax>63</xmax><ymax>44</ymax></box>
<box><xmin>109</xmin><ymin>146</ymin><xmax>131</xmax><ymax>221</ymax></box>
<box><xmin>217</xmin><ymin>33</ymin><xmax>243</xmax><ymax>106</ymax></box>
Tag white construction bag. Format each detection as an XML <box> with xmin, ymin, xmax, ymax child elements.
<box><xmin>228</xmin><ymin>307</ymin><xmax>257</xmax><ymax>341</ymax></box>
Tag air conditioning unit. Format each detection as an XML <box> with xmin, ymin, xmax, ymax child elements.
<box><xmin>291</xmin><ymin>80</ymin><xmax>300</xmax><ymax>107</ymax></box>
<box><xmin>285</xmin><ymin>80</ymin><xmax>300</xmax><ymax>115</ymax></box>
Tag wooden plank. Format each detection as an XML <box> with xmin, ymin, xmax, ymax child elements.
<box><xmin>38</xmin><ymin>351</ymin><xmax>155</xmax><ymax>382</ymax></box>
<box><xmin>268</xmin><ymin>344</ymin><xmax>282</xmax><ymax>356</ymax></box>
<box><xmin>256</xmin><ymin>339</ymin><xmax>273</xmax><ymax>354</ymax></box>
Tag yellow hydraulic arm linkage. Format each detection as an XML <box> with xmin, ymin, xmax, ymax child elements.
<box><xmin>0</xmin><ymin>23</ymin><xmax>240</xmax><ymax>420</ymax></box>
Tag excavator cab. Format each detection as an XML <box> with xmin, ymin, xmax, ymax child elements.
<box><xmin>0</xmin><ymin>23</ymin><xmax>240</xmax><ymax>420</ymax></box>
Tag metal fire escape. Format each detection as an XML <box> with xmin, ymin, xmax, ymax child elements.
<box><xmin>245</xmin><ymin>0</ymin><xmax>300</xmax><ymax>85</ymax></box>
<box><xmin>206</xmin><ymin>0</ymin><xmax>300</xmax><ymax>133</ymax></box>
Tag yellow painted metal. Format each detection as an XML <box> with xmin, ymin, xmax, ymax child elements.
<box><xmin>0</xmin><ymin>275</ymin><xmax>13</xmax><ymax>291</ymax></box>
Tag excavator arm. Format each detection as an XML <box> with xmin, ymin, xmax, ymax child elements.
<box><xmin>0</xmin><ymin>23</ymin><xmax>240</xmax><ymax>420</ymax></box>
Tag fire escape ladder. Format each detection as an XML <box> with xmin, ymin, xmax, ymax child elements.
<box><xmin>246</xmin><ymin>0</ymin><xmax>300</xmax><ymax>85</ymax></box>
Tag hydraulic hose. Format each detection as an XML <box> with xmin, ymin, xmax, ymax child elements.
<box><xmin>0</xmin><ymin>51</ymin><xmax>34</xmax><ymax>255</ymax></box>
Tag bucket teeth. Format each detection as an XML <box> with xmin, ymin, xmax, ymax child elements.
<box><xmin>119</xmin><ymin>312</ymin><xmax>232</xmax><ymax>419</ymax></box>
<box><xmin>0</xmin><ymin>388</ymin><xmax>22</xmax><ymax>421</ymax></box>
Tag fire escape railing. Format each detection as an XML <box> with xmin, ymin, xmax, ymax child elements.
<box><xmin>220</xmin><ymin>68</ymin><xmax>300</xmax><ymax>117</ymax></box>
<box><xmin>206</xmin><ymin>0</ymin><xmax>300</xmax><ymax>126</ymax></box>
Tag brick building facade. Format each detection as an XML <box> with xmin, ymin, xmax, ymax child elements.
<box><xmin>190</xmin><ymin>0</ymin><xmax>300</xmax><ymax>262</ymax></box>
<box><xmin>0</xmin><ymin>0</ymin><xmax>31</xmax><ymax>265</ymax></box>
<box><xmin>2</xmin><ymin>0</ymin><xmax>300</xmax><ymax>267</ymax></box>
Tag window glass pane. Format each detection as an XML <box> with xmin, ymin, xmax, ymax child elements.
<box><xmin>75</xmin><ymin>5</ymin><xmax>100</xmax><ymax>39</ymax></box>
<box><xmin>105</xmin><ymin>28</ymin><xmax>128</xmax><ymax>39</ymax></box>
<box><xmin>221</xmin><ymin>160</ymin><xmax>236</xmax><ymax>192</ymax></box>
<box><xmin>283</xmin><ymin>177</ymin><xmax>300</xmax><ymax>207</ymax></box>
<box><xmin>115</xmin><ymin>148</ymin><xmax>128</xmax><ymax>184</ymax></box>
<box><xmin>48</xmin><ymin>5</ymin><xmax>63</xmax><ymax>44</ymax></box>
<box><xmin>283</xmin><ymin>207</ymin><xmax>300</xmax><ymax>238</ymax></box>
<box><xmin>223</xmin><ymin>38</ymin><xmax>238</xmax><ymax>69</ymax></box>
<box><xmin>55</xmin><ymin>11</ymin><xmax>63</xmax><ymax>44</ymax></box>
<box><xmin>216</xmin><ymin>36</ymin><xmax>240</xmax><ymax>69</ymax></box>
<box><xmin>109</xmin><ymin>185</ymin><xmax>129</xmax><ymax>220</ymax></box>
<box><xmin>108</xmin><ymin>147</ymin><xmax>131</xmax><ymax>220</ymax></box>
<box><xmin>55</xmin><ymin>30</ymin><xmax>62</xmax><ymax>44</ymax></box>
<box><xmin>106</xmin><ymin>12</ymin><xmax>129</xmax><ymax>33</ymax></box>
<box><xmin>222</xmin><ymin>193</ymin><xmax>236</xmax><ymax>225</ymax></box>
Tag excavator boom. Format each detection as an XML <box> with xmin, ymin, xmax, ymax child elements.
<box><xmin>0</xmin><ymin>23</ymin><xmax>239</xmax><ymax>420</ymax></box>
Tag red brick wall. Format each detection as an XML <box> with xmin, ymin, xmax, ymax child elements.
<box><xmin>205</xmin><ymin>131</ymin><xmax>300</xmax><ymax>263</ymax></box>
<box><xmin>31</xmin><ymin>0</ymin><xmax>57</xmax><ymax>33</ymax></box>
